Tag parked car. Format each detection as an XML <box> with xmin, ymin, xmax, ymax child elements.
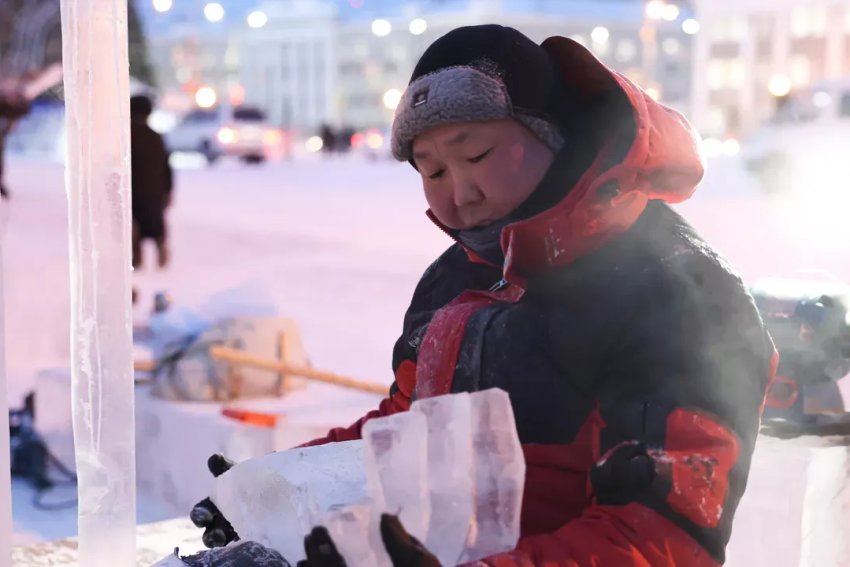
<box><xmin>165</xmin><ymin>105</ymin><xmax>283</xmax><ymax>165</ymax></box>
<box><xmin>743</xmin><ymin>78</ymin><xmax>850</xmax><ymax>193</ymax></box>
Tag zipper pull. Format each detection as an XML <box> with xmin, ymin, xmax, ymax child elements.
<box><xmin>489</xmin><ymin>278</ymin><xmax>508</xmax><ymax>292</ymax></box>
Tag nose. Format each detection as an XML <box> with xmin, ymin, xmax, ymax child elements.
<box><xmin>453</xmin><ymin>175</ymin><xmax>484</xmax><ymax>208</ymax></box>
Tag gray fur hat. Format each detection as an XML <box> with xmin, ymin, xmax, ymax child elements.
<box><xmin>390</xmin><ymin>25</ymin><xmax>569</xmax><ymax>162</ymax></box>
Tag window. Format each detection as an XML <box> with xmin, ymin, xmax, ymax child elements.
<box><xmin>707</xmin><ymin>58</ymin><xmax>745</xmax><ymax>89</ymax></box>
<box><xmin>233</xmin><ymin>107</ymin><xmax>266</xmax><ymax>121</ymax></box>
<box><xmin>790</xmin><ymin>55</ymin><xmax>811</xmax><ymax>86</ymax></box>
<box><xmin>182</xmin><ymin>109</ymin><xmax>218</xmax><ymax>124</ymax></box>
<box><xmin>791</xmin><ymin>7</ymin><xmax>827</xmax><ymax>38</ymax></box>
<box><xmin>709</xmin><ymin>17</ymin><xmax>746</xmax><ymax>42</ymax></box>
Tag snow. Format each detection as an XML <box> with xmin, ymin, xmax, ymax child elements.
<box><xmin>5</xmin><ymin>153</ymin><xmax>850</xmax><ymax>556</ymax></box>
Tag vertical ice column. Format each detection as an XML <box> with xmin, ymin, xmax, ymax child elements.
<box><xmin>362</xmin><ymin>411</ymin><xmax>431</xmax><ymax>543</ymax></box>
<box><xmin>59</xmin><ymin>0</ymin><xmax>136</xmax><ymax>565</ymax></box>
<box><xmin>0</xmin><ymin>211</ymin><xmax>12</xmax><ymax>565</ymax></box>
<box><xmin>460</xmin><ymin>389</ymin><xmax>526</xmax><ymax>563</ymax></box>
<box><xmin>411</xmin><ymin>393</ymin><xmax>474</xmax><ymax>566</ymax></box>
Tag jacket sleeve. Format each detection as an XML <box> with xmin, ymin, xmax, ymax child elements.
<box><xmin>478</xmin><ymin>252</ymin><xmax>777</xmax><ymax>567</ymax></box>
<box><xmin>298</xmin><ymin>356</ymin><xmax>416</xmax><ymax>447</ymax></box>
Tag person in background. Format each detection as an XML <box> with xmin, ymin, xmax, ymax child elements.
<box><xmin>130</xmin><ymin>94</ymin><xmax>173</xmax><ymax>272</ymax></box>
<box><xmin>0</xmin><ymin>79</ymin><xmax>31</xmax><ymax>200</ymax></box>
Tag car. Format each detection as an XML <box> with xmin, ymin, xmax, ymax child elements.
<box><xmin>743</xmin><ymin>78</ymin><xmax>850</xmax><ymax>193</ymax></box>
<box><xmin>348</xmin><ymin>127</ymin><xmax>392</xmax><ymax>161</ymax></box>
<box><xmin>165</xmin><ymin>105</ymin><xmax>283</xmax><ymax>165</ymax></box>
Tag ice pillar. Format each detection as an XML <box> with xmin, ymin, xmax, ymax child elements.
<box><xmin>60</xmin><ymin>0</ymin><xmax>136</xmax><ymax>564</ymax></box>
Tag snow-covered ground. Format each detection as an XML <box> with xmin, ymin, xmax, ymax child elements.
<box><xmin>4</xmin><ymin>153</ymin><xmax>850</xmax><ymax>547</ymax></box>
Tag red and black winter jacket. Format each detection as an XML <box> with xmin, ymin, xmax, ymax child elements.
<box><xmin>304</xmin><ymin>37</ymin><xmax>776</xmax><ymax>566</ymax></box>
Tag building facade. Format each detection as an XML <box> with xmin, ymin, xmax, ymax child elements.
<box><xmin>141</xmin><ymin>0</ymin><xmax>696</xmax><ymax>135</ymax></box>
<box><xmin>692</xmin><ymin>0</ymin><xmax>850</xmax><ymax>137</ymax></box>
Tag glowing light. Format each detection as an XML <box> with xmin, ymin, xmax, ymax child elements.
<box><xmin>383</xmin><ymin>88</ymin><xmax>402</xmax><ymax>110</ymax></box>
<box><xmin>372</xmin><ymin>19</ymin><xmax>392</xmax><ymax>37</ymax></box>
<box><xmin>217</xmin><ymin>127</ymin><xmax>236</xmax><ymax>144</ymax></box>
<box><xmin>263</xmin><ymin>130</ymin><xmax>283</xmax><ymax>146</ymax></box>
<box><xmin>662</xmin><ymin>38</ymin><xmax>681</xmax><ymax>55</ymax></box>
<box><xmin>646</xmin><ymin>0</ymin><xmax>665</xmax><ymax>20</ymax></box>
<box><xmin>722</xmin><ymin>138</ymin><xmax>741</xmax><ymax>156</ymax></box>
<box><xmin>682</xmin><ymin>18</ymin><xmax>700</xmax><ymax>35</ymax></box>
<box><xmin>591</xmin><ymin>26</ymin><xmax>610</xmax><ymax>44</ymax></box>
<box><xmin>646</xmin><ymin>86</ymin><xmax>661</xmax><ymax>101</ymax></box>
<box><xmin>701</xmin><ymin>137</ymin><xmax>724</xmax><ymax>158</ymax></box>
<box><xmin>306</xmin><ymin>136</ymin><xmax>324</xmax><ymax>153</ymax></box>
<box><xmin>662</xmin><ymin>4</ymin><xmax>680</xmax><ymax>22</ymax></box>
<box><xmin>195</xmin><ymin>87</ymin><xmax>217</xmax><ymax>108</ymax></box>
<box><xmin>366</xmin><ymin>130</ymin><xmax>385</xmax><ymax>149</ymax></box>
<box><xmin>204</xmin><ymin>2</ymin><xmax>225</xmax><ymax>23</ymax></box>
<box><xmin>247</xmin><ymin>11</ymin><xmax>268</xmax><ymax>29</ymax></box>
<box><xmin>152</xmin><ymin>0</ymin><xmax>172</xmax><ymax>13</ymax></box>
<box><xmin>813</xmin><ymin>90</ymin><xmax>832</xmax><ymax>108</ymax></box>
<box><xmin>768</xmin><ymin>74</ymin><xmax>792</xmax><ymax>97</ymax></box>
<box><xmin>409</xmin><ymin>18</ymin><xmax>427</xmax><ymax>35</ymax></box>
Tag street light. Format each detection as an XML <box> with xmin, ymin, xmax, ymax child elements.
<box><xmin>247</xmin><ymin>10</ymin><xmax>268</xmax><ymax>29</ymax></box>
<box><xmin>768</xmin><ymin>74</ymin><xmax>792</xmax><ymax>98</ymax></box>
<box><xmin>195</xmin><ymin>87</ymin><xmax>217</xmax><ymax>108</ymax></box>
<box><xmin>409</xmin><ymin>18</ymin><xmax>428</xmax><ymax>35</ymax></box>
<box><xmin>383</xmin><ymin>88</ymin><xmax>402</xmax><ymax>110</ymax></box>
<box><xmin>646</xmin><ymin>0</ymin><xmax>665</xmax><ymax>20</ymax></box>
<box><xmin>662</xmin><ymin>4</ymin><xmax>680</xmax><ymax>22</ymax></box>
<box><xmin>372</xmin><ymin>19</ymin><xmax>392</xmax><ymax>37</ymax></box>
<box><xmin>682</xmin><ymin>18</ymin><xmax>700</xmax><ymax>35</ymax></box>
<box><xmin>152</xmin><ymin>0</ymin><xmax>172</xmax><ymax>13</ymax></box>
<box><xmin>204</xmin><ymin>2</ymin><xmax>225</xmax><ymax>23</ymax></box>
<box><xmin>591</xmin><ymin>26</ymin><xmax>610</xmax><ymax>44</ymax></box>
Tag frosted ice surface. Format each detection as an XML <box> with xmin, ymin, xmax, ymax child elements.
<box><xmin>210</xmin><ymin>440</ymin><xmax>367</xmax><ymax>563</ymax></box>
<box><xmin>411</xmin><ymin>393</ymin><xmax>474</xmax><ymax>566</ymax></box>
<box><xmin>322</xmin><ymin>503</ymin><xmax>389</xmax><ymax>567</ymax></box>
<box><xmin>362</xmin><ymin>411</ymin><xmax>431</xmax><ymax>543</ymax></box>
<box><xmin>207</xmin><ymin>389</ymin><xmax>525</xmax><ymax>566</ymax></box>
<box><xmin>459</xmin><ymin>389</ymin><xmax>526</xmax><ymax>563</ymax></box>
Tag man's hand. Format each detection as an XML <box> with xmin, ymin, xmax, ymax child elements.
<box><xmin>297</xmin><ymin>514</ymin><xmax>441</xmax><ymax>567</ymax></box>
<box><xmin>189</xmin><ymin>454</ymin><xmax>240</xmax><ymax>548</ymax></box>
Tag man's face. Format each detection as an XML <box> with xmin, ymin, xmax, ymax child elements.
<box><xmin>412</xmin><ymin>119</ymin><xmax>555</xmax><ymax>230</ymax></box>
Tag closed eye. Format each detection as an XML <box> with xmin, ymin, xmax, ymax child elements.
<box><xmin>428</xmin><ymin>169</ymin><xmax>445</xmax><ymax>180</ymax></box>
<box><xmin>468</xmin><ymin>147</ymin><xmax>494</xmax><ymax>164</ymax></box>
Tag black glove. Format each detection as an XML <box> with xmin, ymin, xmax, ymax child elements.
<box><xmin>180</xmin><ymin>540</ymin><xmax>291</xmax><ymax>567</ymax></box>
<box><xmin>297</xmin><ymin>514</ymin><xmax>441</xmax><ymax>567</ymax></box>
<box><xmin>189</xmin><ymin>454</ymin><xmax>240</xmax><ymax>548</ymax></box>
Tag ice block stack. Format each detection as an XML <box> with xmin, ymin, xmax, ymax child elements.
<box><xmin>209</xmin><ymin>388</ymin><xmax>526</xmax><ymax>566</ymax></box>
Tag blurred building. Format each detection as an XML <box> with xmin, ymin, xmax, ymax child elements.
<box><xmin>140</xmin><ymin>0</ymin><xmax>697</xmax><ymax>135</ymax></box>
<box><xmin>692</xmin><ymin>0</ymin><xmax>850</xmax><ymax>137</ymax></box>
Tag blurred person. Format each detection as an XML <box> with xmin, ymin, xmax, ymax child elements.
<box><xmin>0</xmin><ymin>78</ymin><xmax>32</xmax><ymax>200</ymax></box>
<box><xmin>319</xmin><ymin>122</ymin><xmax>337</xmax><ymax>155</ymax></box>
<box><xmin>187</xmin><ymin>25</ymin><xmax>777</xmax><ymax>566</ymax></box>
<box><xmin>130</xmin><ymin>94</ymin><xmax>173</xmax><ymax>271</ymax></box>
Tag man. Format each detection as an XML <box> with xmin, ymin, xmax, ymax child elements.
<box><xmin>190</xmin><ymin>25</ymin><xmax>776</xmax><ymax>566</ymax></box>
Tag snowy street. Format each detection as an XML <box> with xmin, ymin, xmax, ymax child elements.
<box><xmin>5</xmin><ymin>153</ymin><xmax>850</xmax><ymax>547</ymax></box>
